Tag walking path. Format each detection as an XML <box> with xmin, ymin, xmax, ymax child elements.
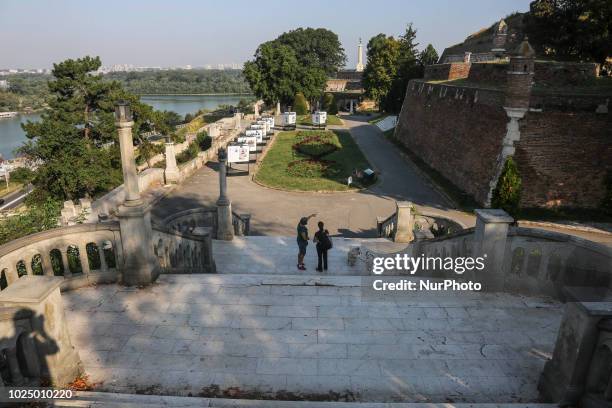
<box><xmin>152</xmin><ymin>116</ymin><xmax>473</xmax><ymax>237</ymax></box>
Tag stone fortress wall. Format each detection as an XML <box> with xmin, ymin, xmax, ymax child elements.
<box><xmin>395</xmin><ymin>40</ymin><xmax>611</xmax><ymax>209</ymax></box>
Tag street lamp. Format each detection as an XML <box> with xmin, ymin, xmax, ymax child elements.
<box><xmin>114</xmin><ymin>100</ymin><xmax>132</xmax><ymax>123</ymax></box>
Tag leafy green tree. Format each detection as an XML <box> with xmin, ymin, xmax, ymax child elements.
<box><xmin>276</xmin><ymin>28</ymin><xmax>346</xmax><ymax>75</ymax></box>
<box><xmin>322</xmin><ymin>93</ymin><xmax>338</xmax><ymax>114</ymax></box>
<box><xmin>385</xmin><ymin>24</ymin><xmax>423</xmax><ymax>113</ymax></box>
<box><xmin>293</xmin><ymin>92</ymin><xmax>309</xmax><ymax>115</ymax></box>
<box><xmin>0</xmin><ymin>198</ymin><xmax>60</xmax><ymax>245</ymax></box>
<box><xmin>19</xmin><ymin>56</ymin><xmax>163</xmax><ymax>201</ymax></box>
<box><xmin>524</xmin><ymin>0</ymin><xmax>612</xmax><ymax>64</ymax></box>
<box><xmin>363</xmin><ymin>34</ymin><xmax>401</xmax><ymax>110</ymax></box>
<box><xmin>419</xmin><ymin>44</ymin><xmax>439</xmax><ymax>66</ymax></box>
<box><xmin>8</xmin><ymin>167</ymin><xmax>35</xmax><ymax>184</ymax></box>
<box><xmin>492</xmin><ymin>157</ymin><xmax>522</xmax><ymax>218</ymax></box>
<box><xmin>244</xmin><ymin>42</ymin><xmax>301</xmax><ymax>106</ymax></box>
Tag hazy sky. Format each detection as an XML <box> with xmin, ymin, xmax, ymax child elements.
<box><xmin>1</xmin><ymin>0</ymin><xmax>532</xmax><ymax>69</ymax></box>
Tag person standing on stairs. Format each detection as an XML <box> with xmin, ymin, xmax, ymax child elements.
<box><xmin>313</xmin><ymin>221</ymin><xmax>332</xmax><ymax>272</ymax></box>
<box><xmin>297</xmin><ymin>213</ymin><xmax>316</xmax><ymax>270</ymax></box>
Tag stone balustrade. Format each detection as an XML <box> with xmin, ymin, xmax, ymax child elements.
<box><xmin>0</xmin><ymin>223</ymin><xmax>123</xmax><ymax>292</ymax></box>
<box><xmin>152</xmin><ymin>224</ymin><xmax>216</xmax><ymax>274</ymax></box>
<box><xmin>158</xmin><ymin>207</ymin><xmax>250</xmax><ymax>239</ymax></box>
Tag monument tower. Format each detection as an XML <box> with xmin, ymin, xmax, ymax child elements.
<box><xmin>356</xmin><ymin>38</ymin><xmax>364</xmax><ymax>72</ymax></box>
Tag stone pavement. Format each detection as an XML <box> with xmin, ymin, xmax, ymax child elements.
<box><xmin>64</xmin><ymin>270</ymin><xmax>562</xmax><ymax>402</ymax></box>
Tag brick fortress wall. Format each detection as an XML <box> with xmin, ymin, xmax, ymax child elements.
<box><xmin>395</xmin><ymin>79</ymin><xmax>611</xmax><ymax>209</ymax></box>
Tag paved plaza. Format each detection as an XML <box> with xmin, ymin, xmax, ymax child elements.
<box><xmin>64</xmin><ymin>237</ymin><xmax>562</xmax><ymax>403</ymax></box>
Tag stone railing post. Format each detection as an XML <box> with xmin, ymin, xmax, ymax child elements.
<box><xmin>41</xmin><ymin>254</ymin><xmax>53</xmax><ymax>276</ymax></box>
<box><xmin>164</xmin><ymin>140</ymin><xmax>180</xmax><ymax>184</ymax></box>
<box><xmin>60</xmin><ymin>250</ymin><xmax>72</xmax><ymax>278</ymax></box>
<box><xmin>473</xmin><ymin>209</ymin><xmax>513</xmax><ymax>291</ymax></box>
<box><xmin>0</xmin><ymin>276</ymin><xmax>83</xmax><ymax>386</ymax></box>
<box><xmin>115</xmin><ymin>102</ymin><xmax>159</xmax><ymax>286</ymax></box>
<box><xmin>78</xmin><ymin>244</ymin><xmax>91</xmax><ymax>275</ymax></box>
<box><xmin>99</xmin><ymin>242</ymin><xmax>109</xmax><ymax>271</ymax></box>
<box><xmin>216</xmin><ymin>148</ymin><xmax>234</xmax><ymax>241</ymax></box>
<box><xmin>394</xmin><ymin>201</ymin><xmax>415</xmax><ymax>243</ymax></box>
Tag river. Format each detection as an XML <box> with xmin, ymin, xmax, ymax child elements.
<box><xmin>0</xmin><ymin>94</ymin><xmax>250</xmax><ymax>159</ymax></box>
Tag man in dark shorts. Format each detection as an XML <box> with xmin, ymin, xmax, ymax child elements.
<box><xmin>297</xmin><ymin>213</ymin><xmax>316</xmax><ymax>270</ymax></box>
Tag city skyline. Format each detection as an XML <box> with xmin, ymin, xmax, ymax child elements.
<box><xmin>1</xmin><ymin>0</ymin><xmax>532</xmax><ymax>69</ymax></box>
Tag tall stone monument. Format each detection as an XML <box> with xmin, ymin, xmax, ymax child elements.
<box><xmin>115</xmin><ymin>101</ymin><xmax>159</xmax><ymax>285</ymax></box>
<box><xmin>356</xmin><ymin>38</ymin><xmax>364</xmax><ymax>72</ymax></box>
<box><xmin>216</xmin><ymin>148</ymin><xmax>234</xmax><ymax>240</ymax></box>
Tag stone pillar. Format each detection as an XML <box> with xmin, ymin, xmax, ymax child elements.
<box><xmin>115</xmin><ymin>112</ymin><xmax>158</xmax><ymax>286</ymax></box>
<box><xmin>60</xmin><ymin>250</ymin><xmax>71</xmax><ymax>278</ymax></box>
<box><xmin>164</xmin><ymin>141</ymin><xmax>180</xmax><ymax>184</ymax></box>
<box><xmin>216</xmin><ymin>148</ymin><xmax>234</xmax><ymax>241</ymax></box>
<box><xmin>349</xmin><ymin>100</ymin><xmax>354</xmax><ymax>114</ymax></box>
<box><xmin>0</xmin><ymin>276</ymin><xmax>83</xmax><ymax>386</ymax></box>
<box><xmin>473</xmin><ymin>209</ymin><xmax>513</xmax><ymax>291</ymax></box>
<box><xmin>394</xmin><ymin>201</ymin><xmax>415</xmax><ymax>243</ymax></box>
<box><xmin>116</xmin><ymin>120</ymin><xmax>141</xmax><ymax>203</ymax></box>
<box><xmin>234</xmin><ymin>112</ymin><xmax>242</xmax><ymax>130</ymax></box>
<box><xmin>276</xmin><ymin>102</ymin><xmax>281</xmax><ymax>116</ymax></box>
<box><xmin>463</xmin><ymin>52</ymin><xmax>472</xmax><ymax>63</ymax></box>
<box><xmin>539</xmin><ymin>298</ymin><xmax>612</xmax><ymax>405</ymax></box>
<box><xmin>254</xmin><ymin>102</ymin><xmax>260</xmax><ymax>118</ymax></box>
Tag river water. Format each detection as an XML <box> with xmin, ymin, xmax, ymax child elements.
<box><xmin>0</xmin><ymin>94</ymin><xmax>249</xmax><ymax>159</ymax></box>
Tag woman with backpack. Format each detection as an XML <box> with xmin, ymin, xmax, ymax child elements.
<box><xmin>313</xmin><ymin>221</ymin><xmax>332</xmax><ymax>272</ymax></box>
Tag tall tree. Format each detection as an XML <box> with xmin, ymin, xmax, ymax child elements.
<box><xmin>386</xmin><ymin>24</ymin><xmax>422</xmax><ymax>113</ymax></box>
<box><xmin>362</xmin><ymin>34</ymin><xmax>401</xmax><ymax>110</ymax></box>
<box><xmin>419</xmin><ymin>44</ymin><xmax>439</xmax><ymax>66</ymax></box>
<box><xmin>243</xmin><ymin>27</ymin><xmax>344</xmax><ymax>106</ymax></box>
<box><xmin>524</xmin><ymin>0</ymin><xmax>612</xmax><ymax>64</ymax></box>
<box><xmin>19</xmin><ymin>56</ymin><xmax>162</xmax><ymax>201</ymax></box>
<box><xmin>276</xmin><ymin>28</ymin><xmax>346</xmax><ymax>75</ymax></box>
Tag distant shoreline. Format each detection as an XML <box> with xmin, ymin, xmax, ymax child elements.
<box><xmin>138</xmin><ymin>93</ymin><xmax>253</xmax><ymax>97</ymax></box>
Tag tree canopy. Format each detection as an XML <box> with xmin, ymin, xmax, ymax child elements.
<box><xmin>243</xmin><ymin>27</ymin><xmax>345</xmax><ymax>106</ymax></box>
<box><xmin>19</xmin><ymin>56</ymin><xmax>169</xmax><ymax>201</ymax></box>
<box><xmin>363</xmin><ymin>24</ymin><xmax>431</xmax><ymax>113</ymax></box>
<box><xmin>524</xmin><ymin>0</ymin><xmax>612</xmax><ymax>64</ymax></box>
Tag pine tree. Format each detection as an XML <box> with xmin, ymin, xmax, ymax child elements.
<box><xmin>292</xmin><ymin>92</ymin><xmax>309</xmax><ymax>115</ymax></box>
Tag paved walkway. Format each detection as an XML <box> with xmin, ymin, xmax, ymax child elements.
<box><xmin>64</xmin><ymin>271</ymin><xmax>561</xmax><ymax>402</ymax></box>
<box><xmin>152</xmin><ymin>117</ymin><xmax>473</xmax><ymax>237</ymax></box>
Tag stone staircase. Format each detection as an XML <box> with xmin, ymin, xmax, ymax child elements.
<box><xmin>56</xmin><ymin>391</ymin><xmax>557</xmax><ymax>407</ymax></box>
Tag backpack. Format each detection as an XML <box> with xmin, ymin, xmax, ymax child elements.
<box><xmin>321</xmin><ymin>231</ymin><xmax>333</xmax><ymax>250</ymax></box>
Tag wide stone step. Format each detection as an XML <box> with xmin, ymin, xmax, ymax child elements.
<box><xmin>55</xmin><ymin>391</ymin><xmax>557</xmax><ymax>408</ymax></box>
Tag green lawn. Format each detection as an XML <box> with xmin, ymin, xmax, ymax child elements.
<box><xmin>255</xmin><ymin>130</ymin><xmax>372</xmax><ymax>191</ymax></box>
<box><xmin>297</xmin><ymin>114</ymin><xmax>343</xmax><ymax>126</ymax></box>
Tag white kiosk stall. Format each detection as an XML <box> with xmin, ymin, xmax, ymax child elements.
<box><xmin>312</xmin><ymin>111</ymin><xmax>327</xmax><ymax>128</ymax></box>
<box><xmin>281</xmin><ymin>112</ymin><xmax>297</xmax><ymax>130</ymax></box>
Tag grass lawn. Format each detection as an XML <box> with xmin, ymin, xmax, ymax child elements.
<box><xmin>297</xmin><ymin>114</ymin><xmax>343</xmax><ymax>126</ymax></box>
<box><xmin>255</xmin><ymin>130</ymin><xmax>372</xmax><ymax>191</ymax></box>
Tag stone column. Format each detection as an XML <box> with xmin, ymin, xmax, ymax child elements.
<box><xmin>116</xmin><ymin>120</ymin><xmax>141</xmax><ymax>204</ymax></box>
<box><xmin>473</xmin><ymin>209</ymin><xmax>513</xmax><ymax>291</ymax></box>
<box><xmin>216</xmin><ymin>148</ymin><xmax>234</xmax><ymax>241</ymax></box>
<box><xmin>394</xmin><ymin>201</ymin><xmax>415</xmax><ymax>243</ymax></box>
<box><xmin>0</xmin><ymin>276</ymin><xmax>83</xmax><ymax>386</ymax></box>
<box><xmin>234</xmin><ymin>112</ymin><xmax>241</xmax><ymax>130</ymax></box>
<box><xmin>349</xmin><ymin>100</ymin><xmax>354</xmax><ymax>114</ymax></box>
<box><xmin>276</xmin><ymin>102</ymin><xmax>281</xmax><ymax>116</ymax></box>
<box><xmin>115</xmin><ymin>113</ymin><xmax>158</xmax><ymax>286</ymax></box>
<box><xmin>164</xmin><ymin>141</ymin><xmax>180</xmax><ymax>184</ymax></box>
<box><xmin>254</xmin><ymin>102</ymin><xmax>260</xmax><ymax>118</ymax></box>
<box><xmin>60</xmin><ymin>250</ymin><xmax>71</xmax><ymax>278</ymax></box>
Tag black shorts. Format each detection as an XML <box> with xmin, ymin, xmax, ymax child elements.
<box><xmin>298</xmin><ymin>241</ymin><xmax>308</xmax><ymax>255</ymax></box>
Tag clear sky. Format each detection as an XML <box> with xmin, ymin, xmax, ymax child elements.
<box><xmin>1</xmin><ymin>0</ymin><xmax>532</xmax><ymax>69</ymax></box>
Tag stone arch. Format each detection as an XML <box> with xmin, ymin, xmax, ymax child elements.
<box><xmin>16</xmin><ymin>260</ymin><xmax>27</xmax><ymax>277</ymax></box>
<box><xmin>31</xmin><ymin>254</ymin><xmax>44</xmax><ymax>276</ymax></box>
<box><xmin>49</xmin><ymin>249</ymin><xmax>64</xmax><ymax>276</ymax></box>
<box><xmin>0</xmin><ymin>269</ymin><xmax>7</xmax><ymax>290</ymax></box>
<box><xmin>66</xmin><ymin>245</ymin><xmax>82</xmax><ymax>275</ymax></box>
<box><xmin>86</xmin><ymin>242</ymin><xmax>101</xmax><ymax>270</ymax></box>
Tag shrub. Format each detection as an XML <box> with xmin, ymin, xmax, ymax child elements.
<box><xmin>322</xmin><ymin>93</ymin><xmax>338</xmax><ymax>114</ymax></box>
<box><xmin>8</xmin><ymin>167</ymin><xmax>35</xmax><ymax>184</ymax></box>
<box><xmin>492</xmin><ymin>156</ymin><xmax>521</xmax><ymax>218</ymax></box>
<box><xmin>0</xmin><ymin>198</ymin><xmax>60</xmax><ymax>245</ymax></box>
<box><xmin>293</xmin><ymin>92</ymin><xmax>309</xmax><ymax>115</ymax></box>
<box><xmin>196</xmin><ymin>131</ymin><xmax>212</xmax><ymax>151</ymax></box>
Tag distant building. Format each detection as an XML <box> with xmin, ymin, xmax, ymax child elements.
<box><xmin>0</xmin><ymin>80</ymin><xmax>8</xmax><ymax>90</ymax></box>
<box><xmin>324</xmin><ymin>39</ymin><xmax>371</xmax><ymax>112</ymax></box>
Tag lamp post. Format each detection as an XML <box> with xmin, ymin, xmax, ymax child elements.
<box><xmin>115</xmin><ymin>101</ymin><xmax>142</xmax><ymax>205</ymax></box>
<box><xmin>114</xmin><ymin>100</ymin><xmax>158</xmax><ymax>286</ymax></box>
<box><xmin>216</xmin><ymin>148</ymin><xmax>234</xmax><ymax>240</ymax></box>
